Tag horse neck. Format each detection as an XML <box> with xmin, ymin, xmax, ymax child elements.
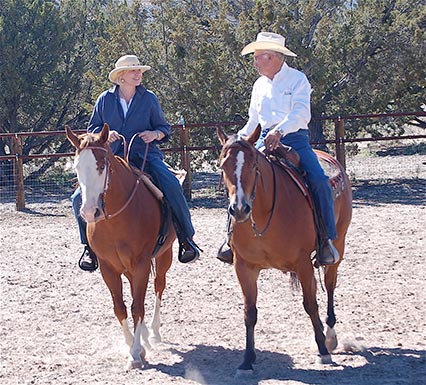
<box><xmin>105</xmin><ymin>152</ymin><xmax>140</xmax><ymax>208</ymax></box>
<box><xmin>252</xmin><ymin>154</ymin><xmax>275</xmax><ymax>212</ymax></box>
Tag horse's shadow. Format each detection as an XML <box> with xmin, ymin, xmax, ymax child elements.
<box><xmin>147</xmin><ymin>344</ymin><xmax>426</xmax><ymax>385</ymax></box>
<box><xmin>18</xmin><ymin>207</ymin><xmax>67</xmax><ymax>217</ymax></box>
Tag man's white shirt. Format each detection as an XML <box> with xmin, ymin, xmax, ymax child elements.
<box><xmin>239</xmin><ymin>62</ymin><xmax>312</xmax><ymax>138</ymax></box>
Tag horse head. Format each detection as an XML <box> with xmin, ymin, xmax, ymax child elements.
<box><xmin>217</xmin><ymin>125</ymin><xmax>262</xmax><ymax>223</ymax></box>
<box><xmin>66</xmin><ymin>123</ymin><xmax>111</xmax><ymax>223</ymax></box>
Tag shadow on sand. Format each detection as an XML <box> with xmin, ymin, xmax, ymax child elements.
<box><xmin>148</xmin><ymin>344</ymin><xmax>426</xmax><ymax>385</ymax></box>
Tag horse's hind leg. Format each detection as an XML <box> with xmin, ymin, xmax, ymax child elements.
<box><xmin>150</xmin><ymin>247</ymin><xmax>173</xmax><ymax>345</ymax></box>
<box><xmin>324</xmin><ymin>263</ymin><xmax>339</xmax><ymax>352</ymax></box>
<box><xmin>324</xmin><ymin>235</ymin><xmax>347</xmax><ymax>352</ymax></box>
<box><xmin>297</xmin><ymin>263</ymin><xmax>331</xmax><ymax>364</ymax></box>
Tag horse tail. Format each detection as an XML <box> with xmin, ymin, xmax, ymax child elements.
<box><xmin>289</xmin><ymin>272</ymin><xmax>300</xmax><ymax>291</ymax></box>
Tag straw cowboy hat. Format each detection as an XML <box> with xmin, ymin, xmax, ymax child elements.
<box><xmin>108</xmin><ymin>55</ymin><xmax>151</xmax><ymax>84</ymax></box>
<box><xmin>241</xmin><ymin>32</ymin><xmax>297</xmax><ymax>57</ymax></box>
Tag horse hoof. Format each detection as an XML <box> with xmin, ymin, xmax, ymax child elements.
<box><xmin>126</xmin><ymin>358</ymin><xmax>143</xmax><ymax>370</ymax></box>
<box><xmin>235</xmin><ymin>368</ymin><xmax>254</xmax><ymax>378</ymax></box>
<box><xmin>325</xmin><ymin>327</ymin><xmax>338</xmax><ymax>352</ymax></box>
<box><xmin>149</xmin><ymin>335</ymin><xmax>162</xmax><ymax>346</ymax></box>
<box><xmin>318</xmin><ymin>354</ymin><xmax>333</xmax><ymax>365</ymax></box>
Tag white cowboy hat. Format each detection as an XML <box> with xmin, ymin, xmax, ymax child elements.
<box><xmin>108</xmin><ymin>55</ymin><xmax>151</xmax><ymax>84</ymax></box>
<box><xmin>241</xmin><ymin>32</ymin><xmax>297</xmax><ymax>57</ymax></box>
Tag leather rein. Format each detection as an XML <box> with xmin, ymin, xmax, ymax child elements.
<box><xmin>249</xmin><ymin>152</ymin><xmax>277</xmax><ymax>237</ymax></box>
<box><xmin>83</xmin><ymin>134</ymin><xmax>149</xmax><ymax>222</ymax></box>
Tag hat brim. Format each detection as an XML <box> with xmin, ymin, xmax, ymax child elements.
<box><xmin>109</xmin><ymin>65</ymin><xmax>151</xmax><ymax>83</ymax></box>
<box><xmin>241</xmin><ymin>42</ymin><xmax>297</xmax><ymax>57</ymax></box>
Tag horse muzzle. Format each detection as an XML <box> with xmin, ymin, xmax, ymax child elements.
<box><xmin>228</xmin><ymin>201</ymin><xmax>252</xmax><ymax>223</ymax></box>
<box><xmin>80</xmin><ymin>194</ymin><xmax>106</xmax><ymax>224</ymax></box>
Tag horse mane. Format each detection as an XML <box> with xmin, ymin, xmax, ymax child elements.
<box><xmin>114</xmin><ymin>155</ymin><xmax>153</xmax><ymax>181</ymax></box>
<box><xmin>78</xmin><ymin>133</ymin><xmax>98</xmax><ymax>151</ymax></box>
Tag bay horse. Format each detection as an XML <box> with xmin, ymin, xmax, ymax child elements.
<box><xmin>66</xmin><ymin>123</ymin><xmax>175</xmax><ymax>369</ymax></box>
<box><xmin>217</xmin><ymin>125</ymin><xmax>352</xmax><ymax>375</ymax></box>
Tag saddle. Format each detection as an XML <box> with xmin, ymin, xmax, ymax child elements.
<box><xmin>136</xmin><ymin>173</ymin><xmax>173</xmax><ymax>258</ymax></box>
<box><xmin>266</xmin><ymin>143</ymin><xmax>345</xmax><ymax>262</ymax></box>
<box><xmin>140</xmin><ymin>166</ymin><xmax>188</xmax><ymax>258</ymax></box>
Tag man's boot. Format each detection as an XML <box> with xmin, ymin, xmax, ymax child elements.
<box><xmin>317</xmin><ymin>239</ymin><xmax>339</xmax><ymax>265</ymax></box>
<box><xmin>79</xmin><ymin>245</ymin><xmax>98</xmax><ymax>272</ymax></box>
<box><xmin>178</xmin><ymin>238</ymin><xmax>200</xmax><ymax>263</ymax></box>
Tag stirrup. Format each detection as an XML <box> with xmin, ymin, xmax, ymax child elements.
<box><xmin>178</xmin><ymin>238</ymin><xmax>201</xmax><ymax>263</ymax></box>
<box><xmin>315</xmin><ymin>239</ymin><xmax>339</xmax><ymax>266</ymax></box>
<box><xmin>78</xmin><ymin>245</ymin><xmax>98</xmax><ymax>272</ymax></box>
<box><xmin>217</xmin><ymin>240</ymin><xmax>234</xmax><ymax>265</ymax></box>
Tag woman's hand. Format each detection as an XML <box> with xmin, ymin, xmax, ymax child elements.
<box><xmin>107</xmin><ymin>130</ymin><xmax>121</xmax><ymax>144</ymax></box>
<box><xmin>138</xmin><ymin>130</ymin><xmax>162</xmax><ymax>143</ymax></box>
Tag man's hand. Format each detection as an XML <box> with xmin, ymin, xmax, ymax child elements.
<box><xmin>264</xmin><ymin>129</ymin><xmax>282</xmax><ymax>150</ymax></box>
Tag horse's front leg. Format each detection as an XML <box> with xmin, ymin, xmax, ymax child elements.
<box><xmin>127</xmin><ymin>260</ymin><xmax>151</xmax><ymax>369</ymax></box>
<box><xmin>99</xmin><ymin>263</ymin><xmax>134</xmax><ymax>350</ymax></box>
<box><xmin>297</xmin><ymin>262</ymin><xmax>331</xmax><ymax>364</ymax></box>
<box><xmin>234</xmin><ymin>258</ymin><xmax>260</xmax><ymax>376</ymax></box>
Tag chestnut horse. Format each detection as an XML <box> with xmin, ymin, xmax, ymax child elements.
<box><xmin>66</xmin><ymin>124</ymin><xmax>175</xmax><ymax>369</ymax></box>
<box><xmin>217</xmin><ymin>125</ymin><xmax>352</xmax><ymax>375</ymax></box>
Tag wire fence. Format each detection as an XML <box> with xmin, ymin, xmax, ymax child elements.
<box><xmin>1</xmin><ymin>113</ymin><xmax>425</xmax><ymax>209</ymax></box>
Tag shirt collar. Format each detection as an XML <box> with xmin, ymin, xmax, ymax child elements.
<box><xmin>272</xmin><ymin>62</ymin><xmax>289</xmax><ymax>82</ymax></box>
<box><xmin>108</xmin><ymin>84</ymin><xmax>146</xmax><ymax>97</ymax></box>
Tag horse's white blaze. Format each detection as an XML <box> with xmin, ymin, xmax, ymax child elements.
<box><xmin>234</xmin><ymin>151</ymin><xmax>245</xmax><ymax>209</ymax></box>
<box><xmin>74</xmin><ymin>149</ymin><xmax>106</xmax><ymax>222</ymax></box>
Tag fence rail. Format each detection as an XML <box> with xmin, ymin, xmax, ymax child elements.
<box><xmin>1</xmin><ymin>112</ymin><xmax>425</xmax><ymax>210</ymax></box>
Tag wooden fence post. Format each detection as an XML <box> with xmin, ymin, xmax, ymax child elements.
<box><xmin>334</xmin><ymin>118</ymin><xmax>346</xmax><ymax>169</ymax></box>
<box><xmin>179</xmin><ymin>117</ymin><xmax>192</xmax><ymax>200</ymax></box>
<box><xmin>12</xmin><ymin>135</ymin><xmax>25</xmax><ymax>211</ymax></box>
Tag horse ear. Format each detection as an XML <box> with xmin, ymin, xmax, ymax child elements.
<box><xmin>65</xmin><ymin>125</ymin><xmax>80</xmax><ymax>149</ymax></box>
<box><xmin>246</xmin><ymin>124</ymin><xmax>261</xmax><ymax>145</ymax></box>
<box><xmin>99</xmin><ymin>123</ymin><xmax>110</xmax><ymax>144</ymax></box>
<box><xmin>216</xmin><ymin>126</ymin><xmax>228</xmax><ymax>146</ymax></box>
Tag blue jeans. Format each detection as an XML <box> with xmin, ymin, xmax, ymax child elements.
<box><xmin>257</xmin><ymin>129</ymin><xmax>337</xmax><ymax>240</ymax></box>
<box><xmin>71</xmin><ymin>157</ymin><xmax>195</xmax><ymax>245</ymax></box>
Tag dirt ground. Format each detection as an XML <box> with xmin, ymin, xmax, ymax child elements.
<box><xmin>1</xmin><ymin>154</ymin><xmax>425</xmax><ymax>385</ymax></box>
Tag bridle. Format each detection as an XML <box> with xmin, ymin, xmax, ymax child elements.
<box><xmin>223</xmin><ymin>140</ymin><xmax>277</xmax><ymax>238</ymax></box>
<box><xmin>81</xmin><ymin>141</ymin><xmax>143</xmax><ymax>222</ymax></box>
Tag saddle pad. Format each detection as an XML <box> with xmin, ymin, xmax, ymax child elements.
<box><xmin>317</xmin><ymin>153</ymin><xmax>346</xmax><ymax>199</ymax></box>
<box><xmin>273</xmin><ymin>152</ymin><xmax>346</xmax><ymax>203</ymax></box>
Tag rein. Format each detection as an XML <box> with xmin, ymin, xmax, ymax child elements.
<box><xmin>86</xmin><ymin>145</ymin><xmax>142</xmax><ymax>222</ymax></box>
<box><xmin>250</xmin><ymin>154</ymin><xmax>277</xmax><ymax>237</ymax></box>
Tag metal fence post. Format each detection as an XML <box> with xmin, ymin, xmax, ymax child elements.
<box><xmin>12</xmin><ymin>135</ymin><xmax>25</xmax><ymax>210</ymax></box>
<box><xmin>334</xmin><ymin>118</ymin><xmax>346</xmax><ymax>169</ymax></box>
<box><xmin>178</xmin><ymin>116</ymin><xmax>192</xmax><ymax>200</ymax></box>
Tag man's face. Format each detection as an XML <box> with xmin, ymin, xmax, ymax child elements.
<box><xmin>253</xmin><ymin>50</ymin><xmax>273</xmax><ymax>76</ymax></box>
